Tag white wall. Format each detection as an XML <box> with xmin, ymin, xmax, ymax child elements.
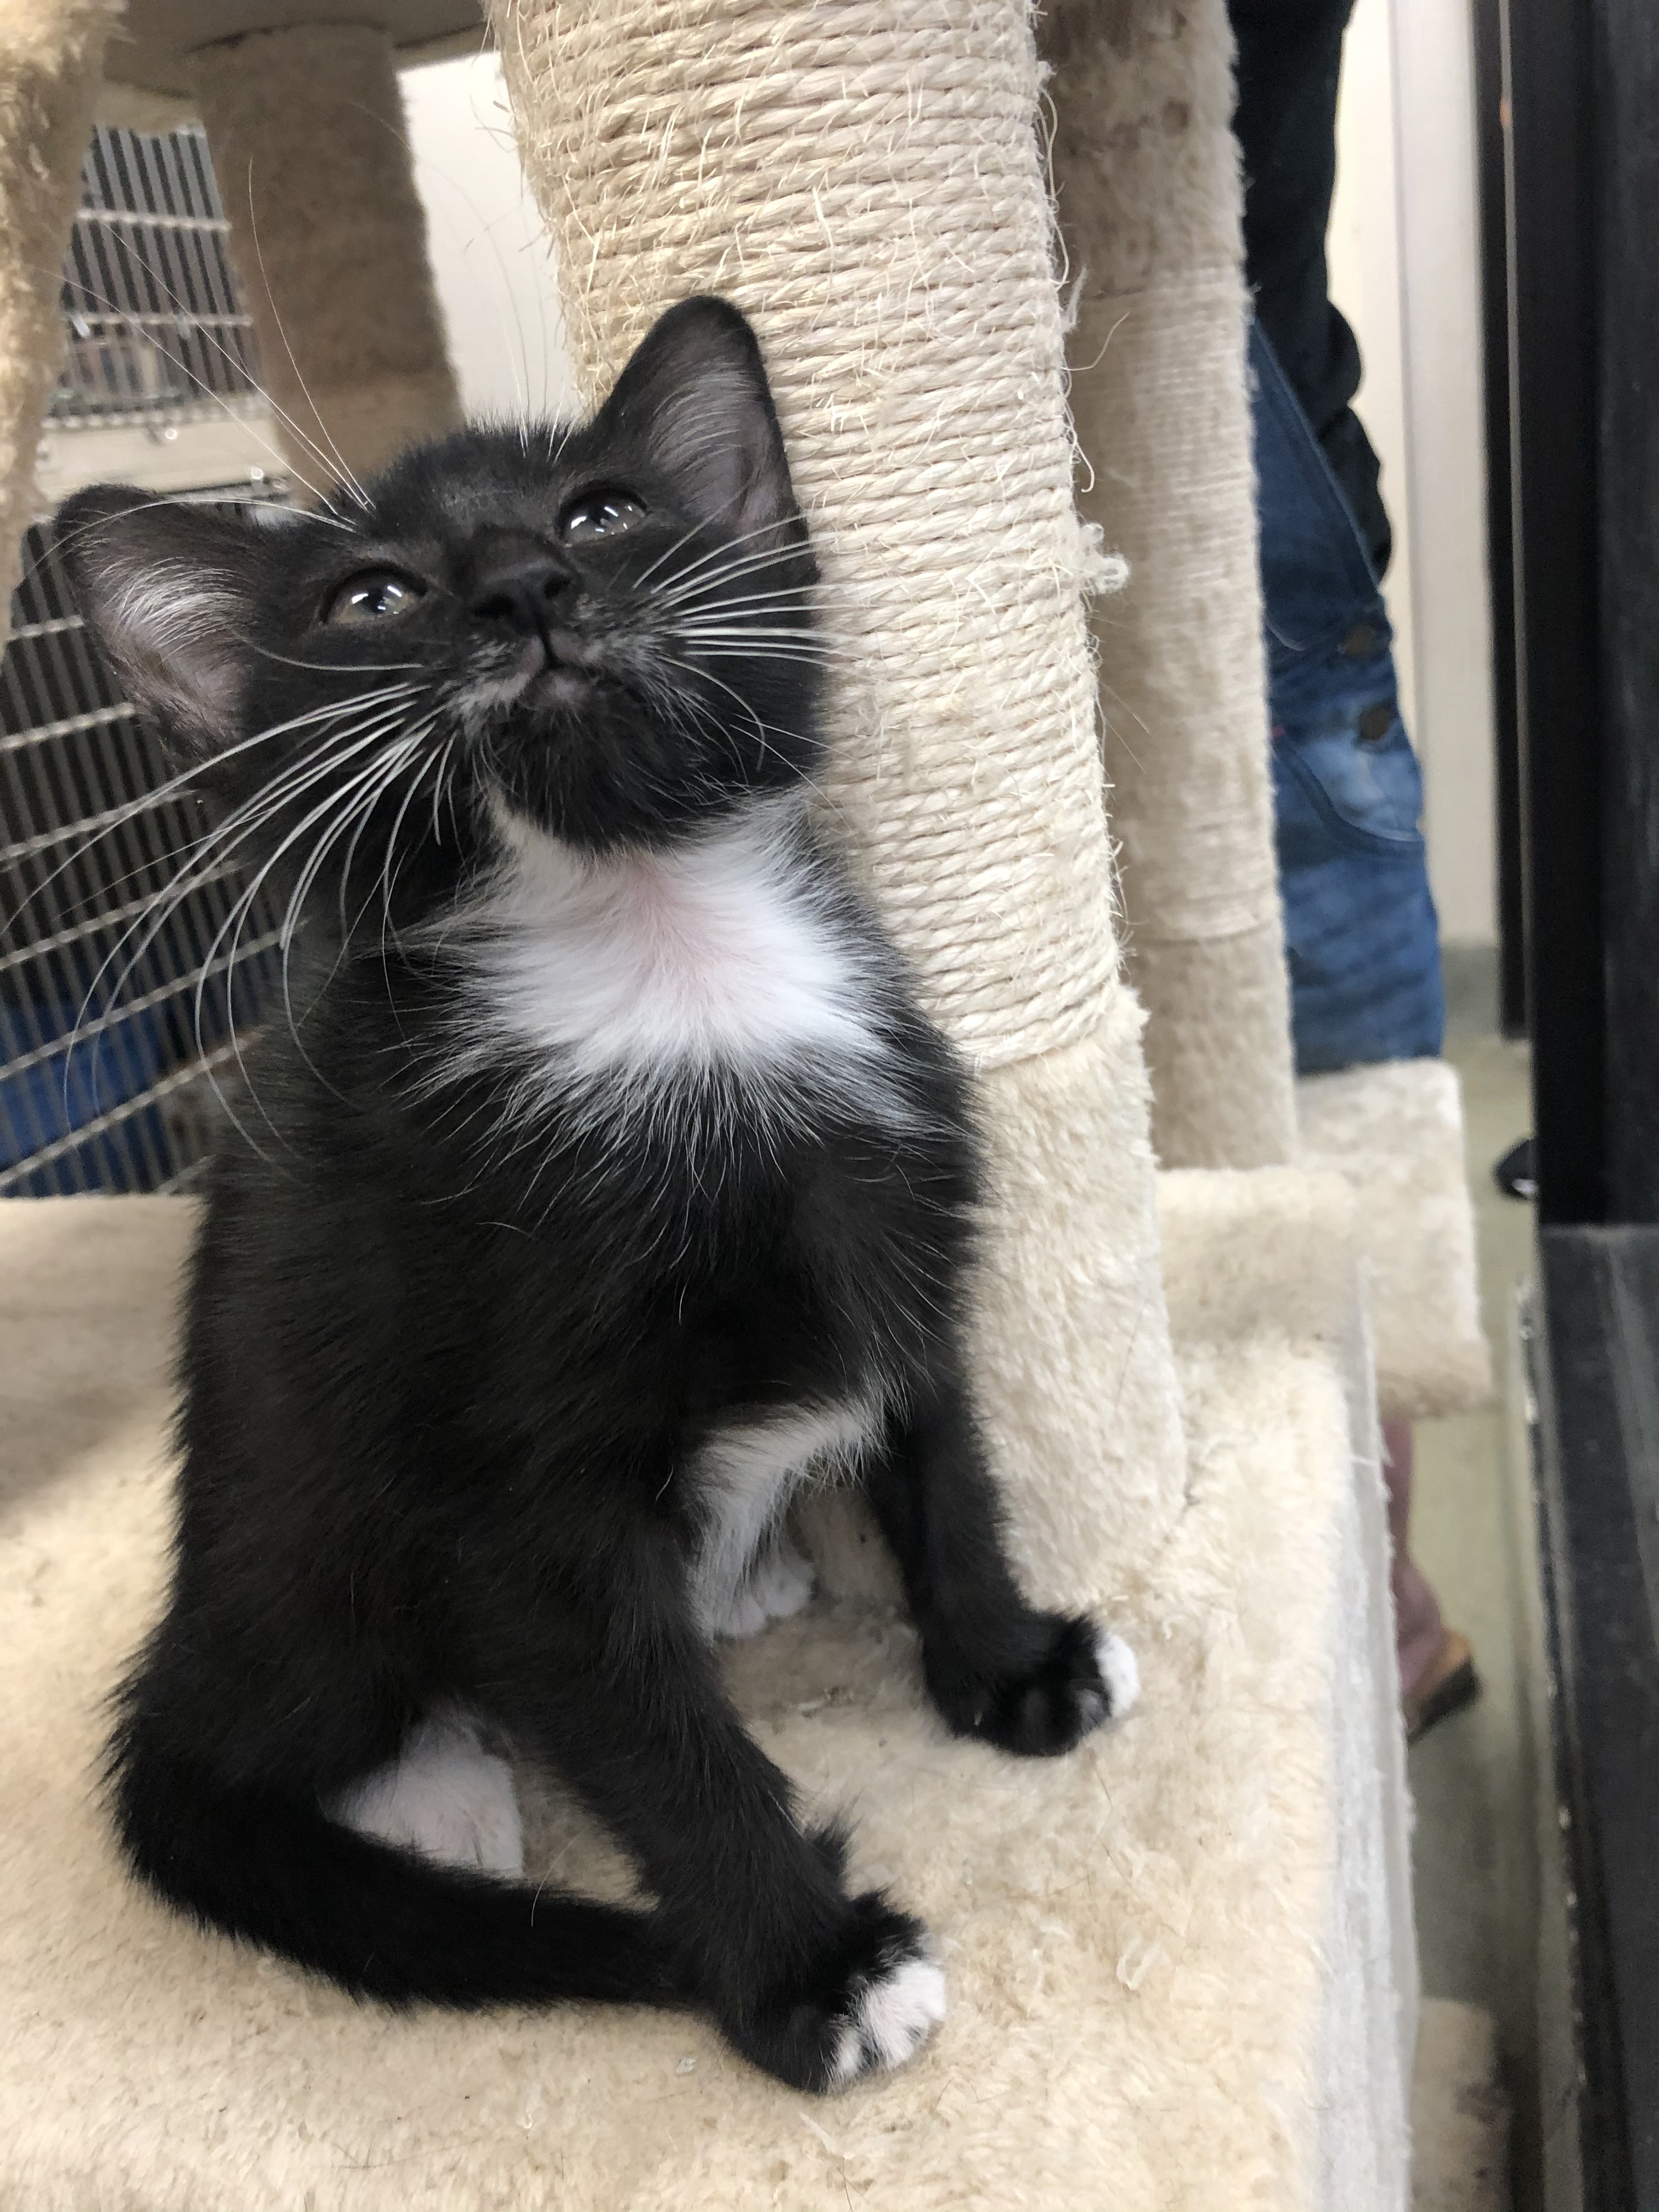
<box><xmin>1328</xmin><ymin>0</ymin><xmax>1498</xmax><ymax>947</ymax></box>
<box><xmin>399</xmin><ymin>52</ymin><xmax>578</xmax><ymax>425</ymax></box>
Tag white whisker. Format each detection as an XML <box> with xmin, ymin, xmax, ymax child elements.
<box><xmin>641</xmin><ymin>529</ymin><xmax>804</xmax><ymax>611</ymax></box>
<box><xmin>10</xmin><ymin>682</ymin><xmax>419</xmax><ymax>930</ymax></box>
<box><xmin>650</xmin><ymin>539</ymin><xmax>812</xmax><ymax>612</ymax></box>
<box><xmin>58</xmin><ymin>699</ymin><xmax>416</xmax><ymax>1026</ymax></box>
<box><xmin>273</xmin><ymin>739</ymin><xmax>430</xmax><ymax>1073</ymax></box>
<box><xmin>244</xmin><ymin>170</ymin><xmax>373</xmax><ymax>509</ymax></box>
<box><xmin>57</xmin><ymin>241</ymin><xmax>359</xmax><ymax>509</ymax></box>
<box><xmin>69</xmin><ymin>707</ymin><xmax>417</xmax><ymax>1107</ymax></box>
<box><xmin>205</xmin><ymin>727</ymin><xmax>423</xmax><ymax>1107</ymax></box>
<box><xmin>376</xmin><ymin>718</ymin><xmax>448</xmax><ymax>954</ymax></box>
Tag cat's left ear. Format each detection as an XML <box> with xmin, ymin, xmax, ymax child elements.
<box><xmin>596</xmin><ymin>296</ymin><xmax>804</xmax><ymax>541</ymax></box>
<box><xmin>55</xmin><ymin>484</ymin><xmax>265</xmax><ymax>757</ymax></box>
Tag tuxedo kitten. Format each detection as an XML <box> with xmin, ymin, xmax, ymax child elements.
<box><xmin>60</xmin><ymin>297</ymin><xmax>1138</xmax><ymax>2094</ymax></box>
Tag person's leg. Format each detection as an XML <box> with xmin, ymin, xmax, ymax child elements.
<box><xmin>1383</xmin><ymin>1418</ymin><xmax>1442</xmax><ymax>1693</ymax></box>
<box><xmin>1230</xmin><ymin>0</ymin><xmax>1391</xmax><ymax>578</ymax></box>
<box><xmin>1233</xmin><ymin>1</ymin><xmax>1474</xmax><ymax>1730</ymax></box>
<box><xmin>1385</xmin><ymin>1417</ymin><xmax>1481</xmax><ymax>1737</ymax></box>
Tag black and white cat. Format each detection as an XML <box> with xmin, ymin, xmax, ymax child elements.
<box><xmin>59</xmin><ymin>297</ymin><xmax>1137</xmax><ymax>2094</ymax></box>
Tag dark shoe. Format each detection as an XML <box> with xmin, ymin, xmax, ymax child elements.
<box><xmin>1404</xmin><ymin>1628</ymin><xmax>1481</xmax><ymax>1745</ymax></box>
<box><xmin>1493</xmin><ymin>1137</ymin><xmax>1536</xmax><ymax>1201</ymax></box>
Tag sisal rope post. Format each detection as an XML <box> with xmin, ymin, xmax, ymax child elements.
<box><xmin>1041</xmin><ymin>0</ymin><xmax>1299</xmax><ymax>1171</ymax></box>
<box><xmin>187</xmin><ymin>25</ymin><xmax>461</xmax><ymax>489</ymax></box>
<box><xmin>488</xmin><ymin>0</ymin><xmax>1187</xmax><ymax>1603</ymax></box>
<box><xmin>0</xmin><ymin>0</ymin><xmax>120</xmax><ymax>647</ymax></box>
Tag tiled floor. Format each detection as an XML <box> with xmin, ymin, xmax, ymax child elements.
<box><xmin>1408</xmin><ymin>1023</ymin><xmax>1538</xmax><ymax>2204</ymax></box>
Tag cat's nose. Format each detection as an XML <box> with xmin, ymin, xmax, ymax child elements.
<box><xmin>467</xmin><ymin>552</ymin><xmax>574</xmax><ymax>635</ymax></box>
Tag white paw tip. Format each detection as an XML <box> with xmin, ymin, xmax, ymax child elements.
<box><xmin>713</xmin><ymin>1542</ymin><xmax>816</xmax><ymax>1640</ymax></box>
<box><xmin>833</xmin><ymin>1955</ymin><xmax>947</xmax><ymax>2084</ymax></box>
<box><xmin>1097</xmin><ymin>1630</ymin><xmax>1141</xmax><ymax>1720</ymax></box>
<box><xmin>718</xmin><ymin>1590</ymin><xmax>770</xmax><ymax>1640</ymax></box>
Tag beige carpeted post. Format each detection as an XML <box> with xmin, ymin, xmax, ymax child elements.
<box><xmin>0</xmin><ymin>0</ymin><xmax>120</xmax><ymax>643</ymax></box>
<box><xmin>489</xmin><ymin>0</ymin><xmax>1187</xmax><ymax>1602</ymax></box>
<box><xmin>1041</xmin><ymin>0</ymin><xmax>1298</xmax><ymax>1171</ymax></box>
<box><xmin>186</xmin><ymin>24</ymin><xmax>460</xmax><ymax>489</ymax></box>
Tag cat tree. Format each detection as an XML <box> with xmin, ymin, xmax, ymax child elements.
<box><xmin>0</xmin><ymin>0</ymin><xmax>1493</xmax><ymax>2202</ymax></box>
<box><xmin>1040</xmin><ymin>0</ymin><xmax>1487</xmax><ymax>1421</ymax></box>
<box><xmin>185</xmin><ymin>22</ymin><xmax>461</xmax><ymax>479</ymax></box>
<box><xmin>0</xmin><ymin>0</ymin><xmax>121</xmax><ymax>623</ymax></box>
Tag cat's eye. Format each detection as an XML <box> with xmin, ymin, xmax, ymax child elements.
<box><xmin>558</xmin><ymin>488</ymin><xmax>648</xmax><ymax>544</ymax></box>
<box><xmin>323</xmin><ymin>569</ymin><xmax>427</xmax><ymax>624</ymax></box>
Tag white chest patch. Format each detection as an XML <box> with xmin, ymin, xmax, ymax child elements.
<box><xmin>452</xmin><ymin>803</ymin><xmax>888</xmax><ymax>1102</ymax></box>
<box><xmin>689</xmin><ymin>1395</ymin><xmax>884</xmax><ymax>1638</ymax></box>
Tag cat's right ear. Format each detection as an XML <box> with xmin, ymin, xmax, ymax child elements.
<box><xmin>55</xmin><ymin>484</ymin><xmax>264</xmax><ymax>756</ymax></box>
<box><xmin>596</xmin><ymin>297</ymin><xmax>804</xmax><ymax>543</ymax></box>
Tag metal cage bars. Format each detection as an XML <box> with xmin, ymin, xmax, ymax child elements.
<box><xmin>1</xmin><ymin>126</ymin><xmax>281</xmax><ymax>1197</ymax></box>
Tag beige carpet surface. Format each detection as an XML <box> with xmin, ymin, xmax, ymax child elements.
<box><xmin>1</xmin><ymin>1194</ymin><xmax>1407</xmax><ymax>2208</ymax></box>
<box><xmin>1297</xmin><ymin>1059</ymin><xmax>1492</xmax><ymax>1422</ymax></box>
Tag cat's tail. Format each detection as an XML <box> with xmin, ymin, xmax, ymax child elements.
<box><xmin>105</xmin><ymin>1712</ymin><xmax>685</xmax><ymax>2011</ymax></box>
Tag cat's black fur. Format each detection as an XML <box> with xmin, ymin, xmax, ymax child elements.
<box><xmin>58</xmin><ymin>298</ymin><xmax>1127</xmax><ymax>2093</ymax></box>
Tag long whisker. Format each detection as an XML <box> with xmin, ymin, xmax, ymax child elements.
<box><xmin>245</xmin><ymin>642</ymin><xmax>430</xmax><ymax>674</ymax></box>
<box><xmin>672</xmin><ymin>627</ymin><xmax>842</xmax><ymax>655</ymax></box>
<box><xmin>618</xmin><ymin>515</ymin><xmax>708</xmax><ymax>596</ymax></box>
<box><xmin>76</xmin><ymin>704</ymin><xmax>415</xmax><ymax>998</ymax></box>
<box><xmin>54</xmin><ymin>240</ymin><xmax>357</xmax><ymax>510</ymax></box>
<box><xmin>337</xmin><ymin>728</ymin><xmax>438</xmax><ymax>944</ymax></box>
<box><xmin>67</xmin><ymin>707</ymin><xmax>415</xmax><ymax>1101</ymax></box>
<box><xmin>648</xmin><ymin>535</ymin><xmax>814</xmax><ymax>605</ymax></box>
<box><xmin>661</xmin><ymin>584</ymin><xmax>819</xmax><ymax>617</ymax></box>
<box><xmin>100</xmin><ymin>228</ymin><xmax>368</xmax><ymax>507</ymax></box>
<box><xmin>45</xmin><ymin>490</ymin><xmax>301</xmax><ymax>577</ymax></box>
<box><xmin>273</xmin><ymin>737</ymin><xmax>430</xmax><ymax>1079</ymax></box>
<box><xmin>11</xmin><ymin>682</ymin><xmax>419</xmax><ymax>930</ymax></box>
<box><xmin>656</xmin><ymin>653</ymin><xmax>803</xmax><ymax>776</ymax></box>
<box><xmin>309</xmin><ymin>726</ymin><xmax>450</xmax><ymax>1018</ymax></box>
<box><xmin>243</xmin><ymin>170</ymin><xmax>372</xmax><ymax>509</ymax></box>
<box><xmin>673</xmin><ymin>653</ymin><xmax>842</xmax><ymax>685</ymax></box>
<box><xmin>243</xmin><ymin>170</ymin><xmax>369</xmax><ymax>506</ymax></box>
<box><xmin>428</xmin><ymin>733</ymin><xmax>460</xmax><ymax>847</ymax></box>
<box><xmin>376</xmin><ymin>719</ymin><xmax>448</xmax><ymax>957</ymax></box>
<box><xmin>281</xmin><ymin>736</ymin><xmax>429</xmax><ymax>963</ymax></box>
<box><xmin>652</xmin><ymin>543</ymin><xmax>812</xmax><ymax>597</ymax></box>
<box><xmin>44</xmin><ymin>252</ymin><xmax>341</xmax><ymax>511</ymax></box>
<box><xmin>203</xmin><ymin>726</ymin><xmax>421</xmax><ymax>1114</ymax></box>
<box><xmin>671</xmin><ymin>619</ymin><xmax>831</xmax><ymax>638</ymax></box>
<box><xmin>640</xmin><ymin>516</ymin><xmax>802</xmax><ymax>601</ymax></box>
<box><xmin>142</xmin><ymin>737</ymin><xmax>405</xmax><ymax>1169</ymax></box>
<box><xmin>235</xmin><ymin>499</ymin><xmax>358</xmax><ymax>533</ymax></box>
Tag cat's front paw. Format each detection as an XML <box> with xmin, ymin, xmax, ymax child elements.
<box><xmin>725</xmin><ymin>1892</ymin><xmax>945</xmax><ymax>2092</ymax></box>
<box><xmin>938</xmin><ymin>1613</ymin><xmax>1139</xmax><ymax>1757</ymax></box>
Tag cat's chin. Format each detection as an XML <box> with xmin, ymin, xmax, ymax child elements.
<box><xmin>522</xmin><ymin>666</ymin><xmax>600</xmax><ymax>712</ymax></box>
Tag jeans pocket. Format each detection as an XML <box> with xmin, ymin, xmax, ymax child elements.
<box><xmin>1272</xmin><ymin>690</ymin><xmax>1443</xmax><ymax>1072</ymax></box>
<box><xmin>1273</xmin><ymin>696</ymin><xmax>1426</xmax><ymax>860</ymax></box>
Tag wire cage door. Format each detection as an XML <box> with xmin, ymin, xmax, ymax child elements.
<box><xmin>1</xmin><ymin>126</ymin><xmax>284</xmax><ymax>1197</ymax></box>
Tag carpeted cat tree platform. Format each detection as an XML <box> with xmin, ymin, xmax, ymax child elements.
<box><xmin>2</xmin><ymin>1181</ymin><xmax>1408</xmax><ymax>2207</ymax></box>
<box><xmin>0</xmin><ymin>0</ymin><xmax>1490</xmax><ymax>2203</ymax></box>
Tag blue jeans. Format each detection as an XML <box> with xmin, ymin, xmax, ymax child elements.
<box><xmin>1251</xmin><ymin>322</ymin><xmax>1444</xmax><ymax>1075</ymax></box>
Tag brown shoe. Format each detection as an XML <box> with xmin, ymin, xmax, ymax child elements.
<box><xmin>1404</xmin><ymin>1629</ymin><xmax>1481</xmax><ymax>1746</ymax></box>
